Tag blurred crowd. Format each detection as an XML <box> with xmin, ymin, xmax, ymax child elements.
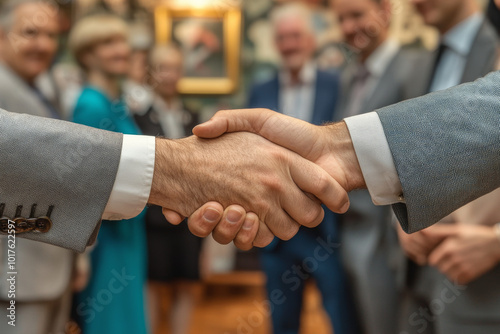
<box><xmin>1</xmin><ymin>0</ymin><xmax>500</xmax><ymax>334</ymax></box>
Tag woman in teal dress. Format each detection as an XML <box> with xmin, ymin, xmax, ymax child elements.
<box><xmin>68</xmin><ymin>15</ymin><xmax>148</xmax><ymax>334</ymax></box>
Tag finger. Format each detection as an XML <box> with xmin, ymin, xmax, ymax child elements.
<box><xmin>253</xmin><ymin>219</ymin><xmax>276</xmax><ymax>248</ymax></box>
<box><xmin>263</xmin><ymin>202</ymin><xmax>302</xmax><ymax>241</ymax></box>
<box><xmin>162</xmin><ymin>208</ymin><xmax>185</xmax><ymax>225</ymax></box>
<box><xmin>212</xmin><ymin>206</ymin><xmax>247</xmax><ymax>245</ymax></box>
<box><xmin>187</xmin><ymin>202</ymin><xmax>224</xmax><ymax>238</ymax></box>
<box><xmin>427</xmin><ymin>240</ymin><xmax>453</xmax><ymax>268</ymax></box>
<box><xmin>233</xmin><ymin>212</ymin><xmax>260</xmax><ymax>251</ymax></box>
<box><xmin>288</xmin><ymin>155</ymin><xmax>350</xmax><ymax>214</ymax></box>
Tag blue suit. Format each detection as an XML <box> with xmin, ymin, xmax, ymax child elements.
<box><xmin>248</xmin><ymin>70</ymin><xmax>360</xmax><ymax>334</ymax></box>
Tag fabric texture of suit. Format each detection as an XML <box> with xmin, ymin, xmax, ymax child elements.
<box><xmin>336</xmin><ymin>46</ymin><xmax>423</xmax><ymax>334</ymax></box>
<box><xmin>0</xmin><ymin>63</ymin><xmax>122</xmax><ymax>255</ymax></box>
<box><xmin>378</xmin><ymin>23</ymin><xmax>500</xmax><ymax>233</ymax></box>
<box><xmin>0</xmin><ymin>82</ymin><xmax>122</xmax><ymax>253</ymax></box>
<box><xmin>0</xmin><ymin>64</ymin><xmax>119</xmax><ymax>334</ymax></box>
<box><xmin>394</xmin><ymin>19</ymin><xmax>500</xmax><ymax>334</ymax></box>
<box><xmin>249</xmin><ymin>69</ymin><xmax>360</xmax><ymax>334</ymax></box>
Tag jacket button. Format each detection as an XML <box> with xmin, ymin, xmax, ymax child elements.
<box><xmin>35</xmin><ymin>217</ymin><xmax>52</xmax><ymax>233</ymax></box>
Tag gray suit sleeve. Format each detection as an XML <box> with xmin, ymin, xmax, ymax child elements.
<box><xmin>376</xmin><ymin>71</ymin><xmax>500</xmax><ymax>233</ymax></box>
<box><xmin>0</xmin><ymin>109</ymin><xmax>123</xmax><ymax>252</ymax></box>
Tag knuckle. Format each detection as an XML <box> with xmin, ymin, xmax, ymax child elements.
<box><xmin>301</xmin><ymin>206</ymin><xmax>323</xmax><ymax>227</ymax></box>
<box><xmin>254</xmin><ymin>199</ymin><xmax>272</xmax><ymax>217</ymax></box>
<box><xmin>261</xmin><ymin>175</ymin><xmax>285</xmax><ymax>194</ymax></box>
<box><xmin>279</xmin><ymin>223</ymin><xmax>300</xmax><ymax>241</ymax></box>
<box><xmin>313</xmin><ymin>172</ymin><xmax>332</xmax><ymax>196</ymax></box>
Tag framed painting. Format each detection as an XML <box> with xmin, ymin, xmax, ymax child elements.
<box><xmin>155</xmin><ymin>7</ymin><xmax>242</xmax><ymax>95</ymax></box>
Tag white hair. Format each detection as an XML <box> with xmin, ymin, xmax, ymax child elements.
<box><xmin>270</xmin><ymin>2</ymin><xmax>314</xmax><ymax>35</ymax></box>
<box><xmin>0</xmin><ymin>0</ymin><xmax>58</xmax><ymax>31</ymax></box>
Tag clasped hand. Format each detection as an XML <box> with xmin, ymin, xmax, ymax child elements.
<box><xmin>148</xmin><ymin>108</ymin><xmax>365</xmax><ymax>250</ymax></box>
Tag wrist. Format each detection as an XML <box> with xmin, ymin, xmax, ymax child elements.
<box><xmin>323</xmin><ymin>122</ymin><xmax>366</xmax><ymax>192</ymax></box>
<box><xmin>148</xmin><ymin>137</ymin><xmax>187</xmax><ymax>211</ymax></box>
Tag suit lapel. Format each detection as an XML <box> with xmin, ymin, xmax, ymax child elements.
<box><xmin>336</xmin><ymin>63</ymin><xmax>358</xmax><ymax>120</ymax></box>
<box><xmin>461</xmin><ymin>21</ymin><xmax>499</xmax><ymax>83</ymax></box>
<box><xmin>0</xmin><ymin>64</ymin><xmax>54</xmax><ymax>118</ymax></box>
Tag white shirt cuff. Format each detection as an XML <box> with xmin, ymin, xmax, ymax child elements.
<box><xmin>103</xmin><ymin>135</ymin><xmax>156</xmax><ymax>220</ymax></box>
<box><xmin>344</xmin><ymin>112</ymin><xmax>405</xmax><ymax>205</ymax></box>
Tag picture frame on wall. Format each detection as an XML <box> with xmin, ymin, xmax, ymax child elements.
<box><xmin>155</xmin><ymin>7</ymin><xmax>242</xmax><ymax>95</ymax></box>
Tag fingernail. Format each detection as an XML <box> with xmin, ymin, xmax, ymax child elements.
<box><xmin>242</xmin><ymin>218</ymin><xmax>253</xmax><ymax>230</ymax></box>
<box><xmin>226</xmin><ymin>209</ymin><xmax>242</xmax><ymax>224</ymax></box>
<box><xmin>203</xmin><ymin>208</ymin><xmax>221</xmax><ymax>223</ymax></box>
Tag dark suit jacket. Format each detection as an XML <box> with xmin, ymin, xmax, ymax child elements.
<box><xmin>134</xmin><ymin>102</ymin><xmax>199</xmax><ymax>138</ymax></box>
<box><xmin>248</xmin><ymin>69</ymin><xmax>341</xmax><ymax>250</ymax></box>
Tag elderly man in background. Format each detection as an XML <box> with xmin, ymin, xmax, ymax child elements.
<box><xmin>246</xmin><ymin>3</ymin><xmax>359</xmax><ymax>334</ymax></box>
<box><xmin>0</xmin><ymin>1</ymin><xmax>75</xmax><ymax>334</ymax></box>
<box><xmin>396</xmin><ymin>0</ymin><xmax>500</xmax><ymax>333</ymax></box>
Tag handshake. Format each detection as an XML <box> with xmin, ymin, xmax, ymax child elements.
<box><xmin>148</xmin><ymin>108</ymin><xmax>367</xmax><ymax>250</ymax></box>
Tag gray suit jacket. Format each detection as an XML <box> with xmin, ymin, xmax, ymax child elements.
<box><xmin>336</xmin><ymin>47</ymin><xmax>424</xmax><ymax>334</ymax></box>
<box><xmin>378</xmin><ymin>69</ymin><xmax>500</xmax><ymax>233</ymax></box>
<box><xmin>0</xmin><ymin>64</ymin><xmax>121</xmax><ymax>301</ymax></box>
<box><xmin>378</xmin><ymin>20</ymin><xmax>500</xmax><ymax>233</ymax></box>
<box><xmin>337</xmin><ymin>47</ymin><xmax>425</xmax><ymax>233</ymax></box>
<box><xmin>0</xmin><ymin>66</ymin><xmax>122</xmax><ymax>300</ymax></box>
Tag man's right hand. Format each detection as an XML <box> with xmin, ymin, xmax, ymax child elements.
<box><xmin>148</xmin><ymin>131</ymin><xmax>349</xmax><ymax>247</ymax></box>
<box><xmin>164</xmin><ymin>108</ymin><xmax>368</xmax><ymax>249</ymax></box>
<box><xmin>194</xmin><ymin>108</ymin><xmax>366</xmax><ymax>193</ymax></box>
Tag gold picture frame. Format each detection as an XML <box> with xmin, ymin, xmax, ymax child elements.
<box><xmin>155</xmin><ymin>7</ymin><xmax>242</xmax><ymax>95</ymax></box>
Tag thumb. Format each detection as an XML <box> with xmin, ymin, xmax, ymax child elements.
<box><xmin>193</xmin><ymin>108</ymin><xmax>274</xmax><ymax>139</ymax></box>
<box><xmin>193</xmin><ymin>118</ymin><xmax>227</xmax><ymax>139</ymax></box>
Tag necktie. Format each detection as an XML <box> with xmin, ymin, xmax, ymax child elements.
<box><xmin>428</xmin><ymin>43</ymin><xmax>448</xmax><ymax>93</ymax></box>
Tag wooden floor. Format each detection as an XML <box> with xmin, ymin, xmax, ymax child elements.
<box><xmin>166</xmin><ymin>271</ymin><xmax>333</xmax><ymax>334</ymax></box>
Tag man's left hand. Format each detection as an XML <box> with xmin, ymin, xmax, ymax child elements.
<box><xmin>425</xmin><ymin>224</ymin><xmax>500</xmax><ymax>285</ymax></box>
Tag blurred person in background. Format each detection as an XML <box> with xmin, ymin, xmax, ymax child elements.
<box><xmin>0</xmin><ymin>1</ymin><xmax>76</xmax><ymax>333</ymax></box>
<box><xmin>330</xmin><ymin>0</ymin><xmax>423</xmax><ymax>332</ymax></box>
<box><xmin>69</xmin><ymin>14</ymin><xmax>148</xmax><ymax>334</ymax></box>
<box><xmin>134</xmin><ymin>44</ymin><xmax>202</xmax><ymax>334</ymax></box>
<box><xmin>397</xmin><ymin>0</ymin><xmax>500</xmax><ymax>333</ymax></box>
<box><xmin>247</xmin><ymin>3</ymin><xmax>360</xmax><ymax>334</ymax></box>
<box><xmin>123</xmin><ymin>25</ymin><xmax>154</xmax><ymax>115</ymax></box>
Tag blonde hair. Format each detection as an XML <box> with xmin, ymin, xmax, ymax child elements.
<box><xmin>68</xmin><ymin>14</ymin><xmax>129</xmax><ymax>69</ymax></box>
<box><xmin>148</xmin><ymin>44</ymin><xmax>183</xmax><ymax>68</ymax></box>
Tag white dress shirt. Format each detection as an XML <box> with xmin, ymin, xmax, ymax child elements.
<box><xmin>359</xmin><ymin>38</ymin><xmax>400</xmax><ymax>105</ymax></box>
<box><xmin>429</xmin><ymin>13</ymin><xmax>483</xmax><ymax>93</ymax></box>
<box><xmin>345</xmin><ymin>14</ymin><xmax>483</xmax><ymax>206</ymax></box>
<box><xmin>103</xmin><ymin>16</ymin><xmax>484</xmax><ymax>219</ymax></box>
<box><xmin>279</xmin><ymin>62</ymin><xmax>316</xmax><ymax>122</ymax></box>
